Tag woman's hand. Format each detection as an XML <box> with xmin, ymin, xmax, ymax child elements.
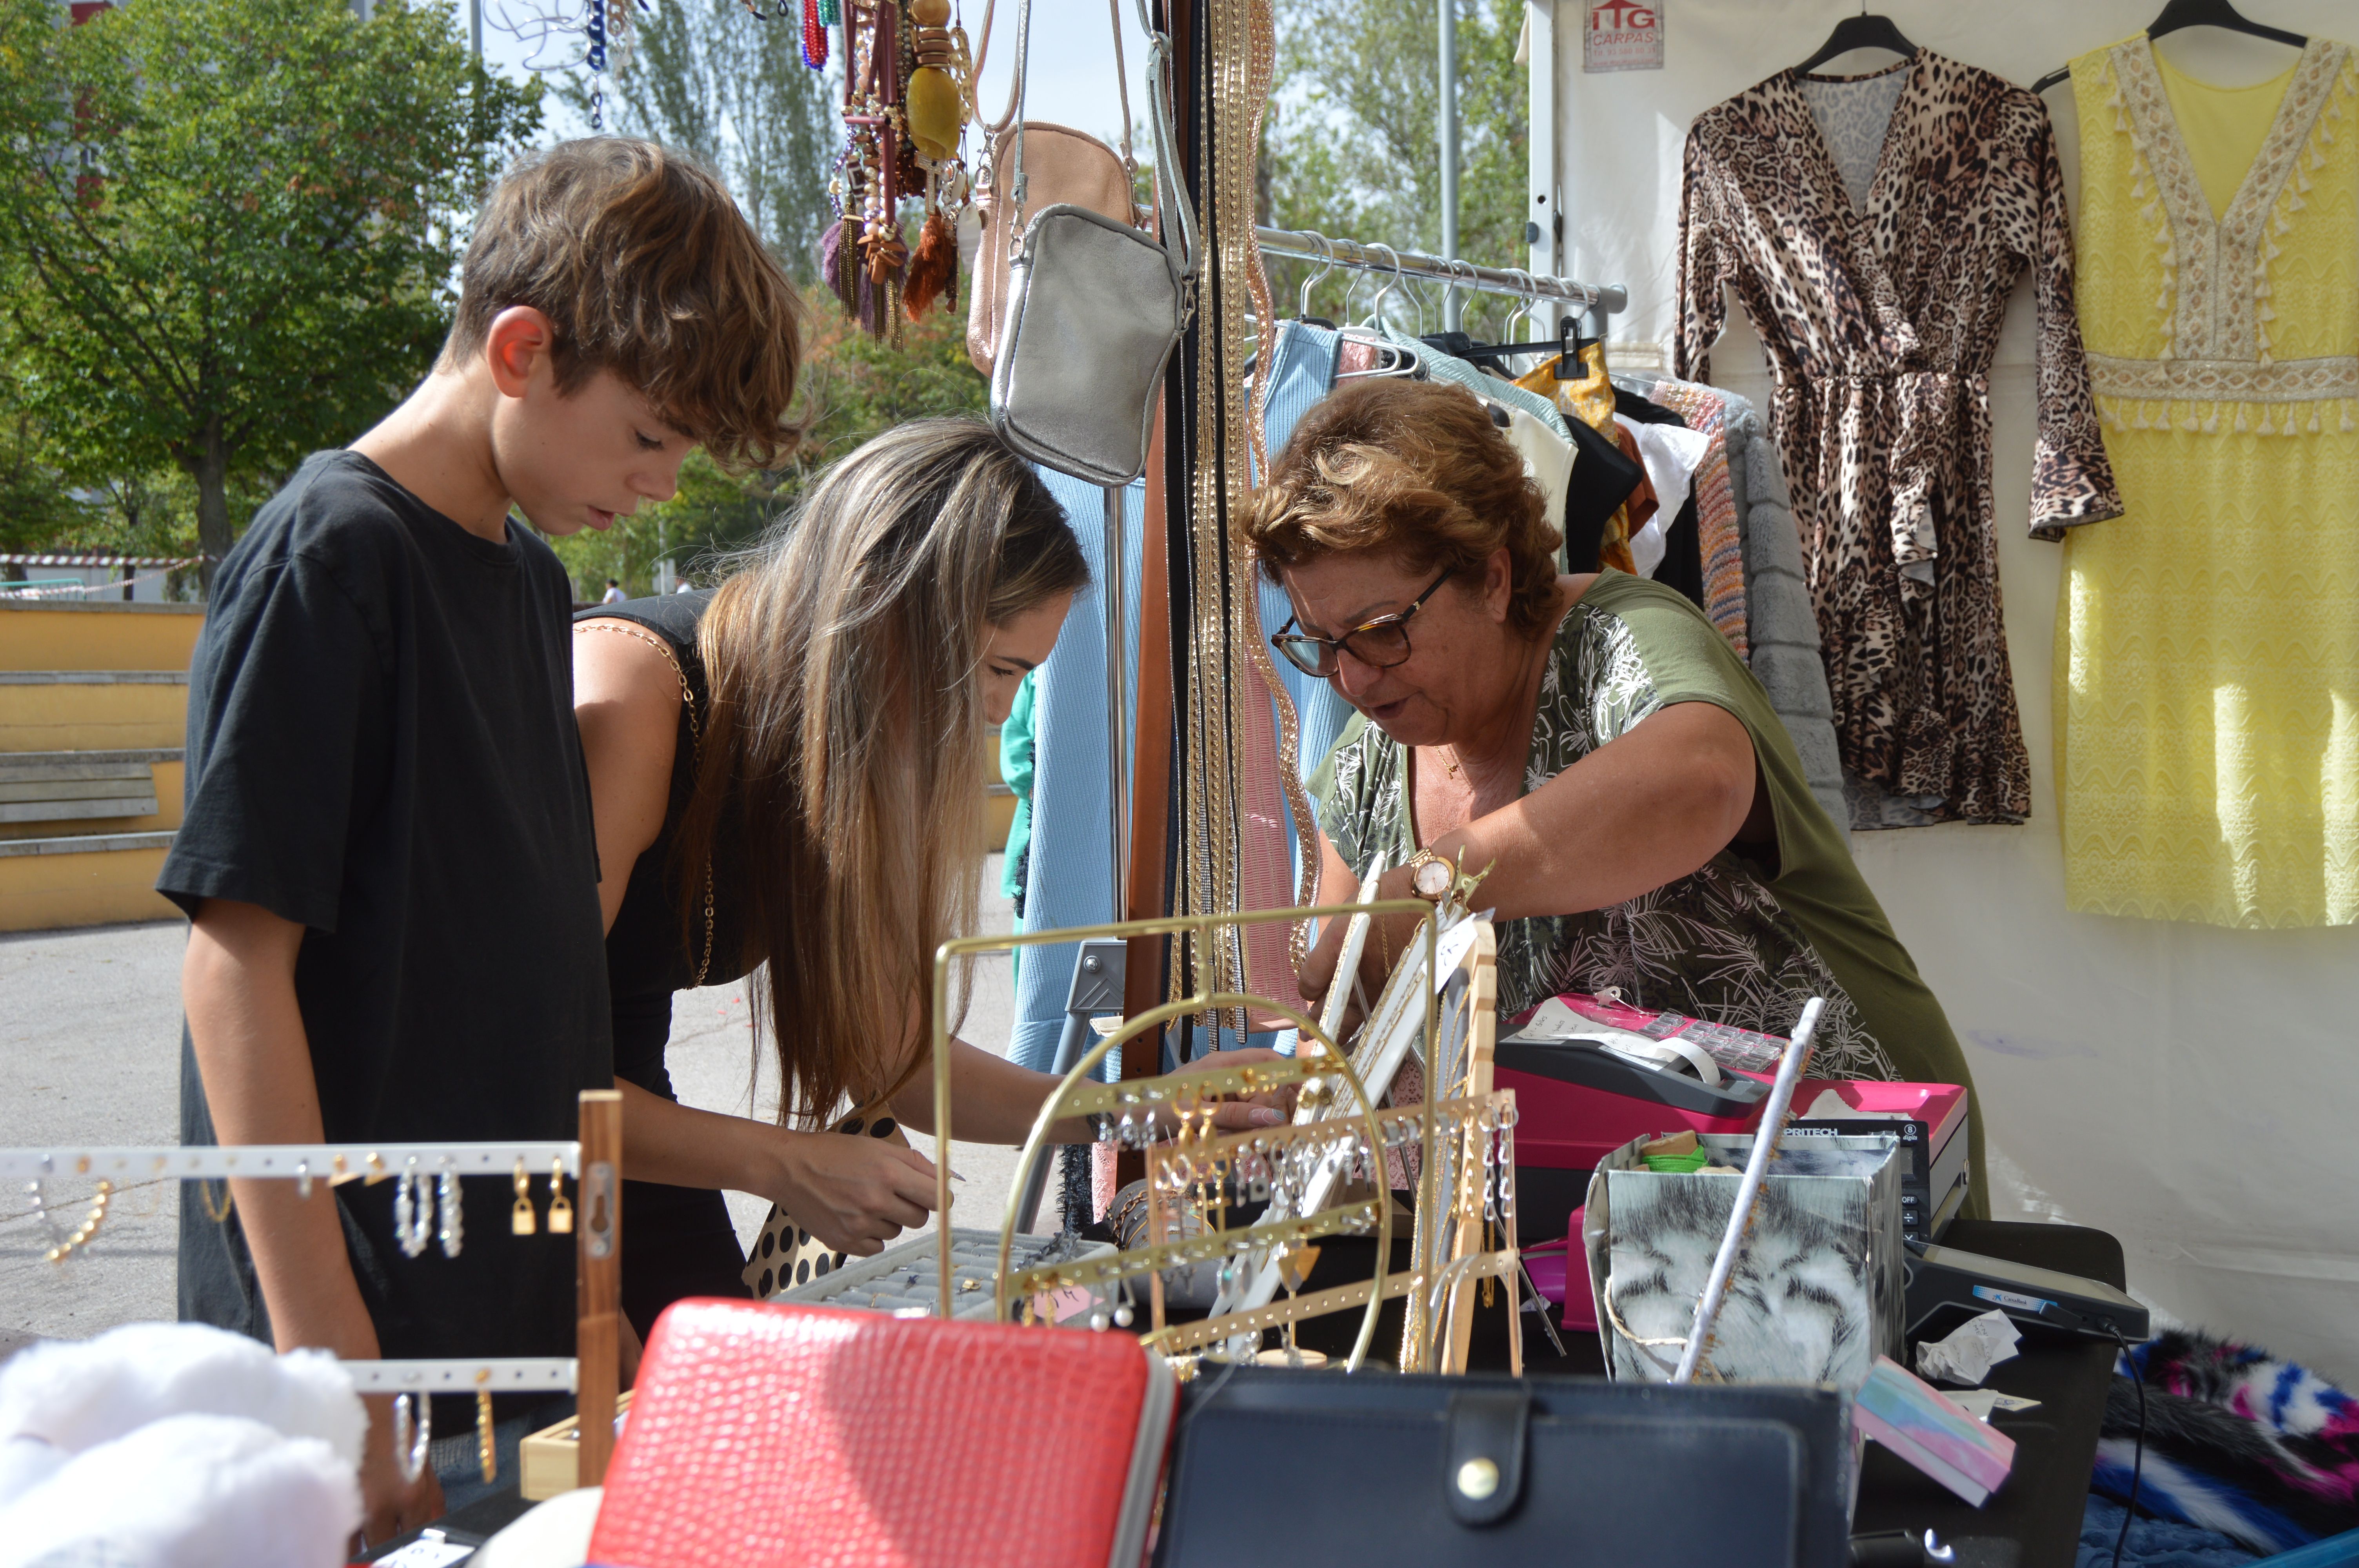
<box><xmin>758</xmin><ymin>1129</ymin><xmax>942</xmax><ymax>1256</ymax></box>
<box><xmin>1298</xmin><ymin>860</ymin><xmax>1430</xmax><ymax>1037</ymax></box>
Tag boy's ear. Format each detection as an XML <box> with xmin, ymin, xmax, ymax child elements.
<box><xmin>483</xmin><ymin>306</ymin><xmax>560</xmax><ymax>399</ymax></box>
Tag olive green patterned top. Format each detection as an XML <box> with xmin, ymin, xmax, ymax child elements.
<box><xmin>1310</xmin><ymin>570</ymin><xmax>1977</xmax><ymax>1109</ymax></box>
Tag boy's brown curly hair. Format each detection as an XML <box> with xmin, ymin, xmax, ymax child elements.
<box><xmin>442</xmin><ymin>138</ymin><xmax>804</xmax><ymax>473</ymax></box>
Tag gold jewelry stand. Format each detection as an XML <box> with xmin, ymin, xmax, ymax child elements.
<box><xmin>932</xmin><ymin>900</ymin><xmax>1521</xmax><ymax>1375</ymax></box>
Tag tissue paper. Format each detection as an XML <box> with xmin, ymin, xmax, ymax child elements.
<box><xmin>1915</xmin><ymin>1308</ymin><xmax>2022</xmax><ymax>1387</ymax></box>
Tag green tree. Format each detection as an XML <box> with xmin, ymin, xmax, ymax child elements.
<box><xmin>1261</xmin><ymin>0</ymin><xmax>1528</xmax><ymax>338</ymax></box>
<box><xmin>0</xmin><ymin>0</ymin><xmax>542</xmax><ymax>586</ymax></box>
<box><xmin>0</xmin><ymin>373</ymin><xmax>96</xmax><ymax>568</ymax></box>
<box><xmin>559</xmin><ymin>0</ymin><xmax>838</xmax><ymax>275</ymax></box>
<box><xmin>544</xmin><ymin>0</ymin><xmax>987</xmax><ymax>601</ymax></box>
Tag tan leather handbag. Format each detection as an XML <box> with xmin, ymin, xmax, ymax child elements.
<box><xmin>964</xmin><ymin>0</ymin><xmax>1140</xmax><ymax>378</ymax></box>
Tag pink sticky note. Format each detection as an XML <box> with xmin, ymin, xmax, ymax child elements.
<box><xmin>1030</xmin><ymin>1287</ymin><xmax>1095</xmax><ymax>1325</ymax></box>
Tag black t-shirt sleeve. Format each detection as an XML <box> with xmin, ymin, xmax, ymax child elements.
<box><xmin>158</xmin><ymin>553</ymin><xmax>389</xmax><ymax>931</ymax></box>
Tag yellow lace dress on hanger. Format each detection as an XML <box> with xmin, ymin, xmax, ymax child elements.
<box><xmin>2059</xmin><ymin>38</ymin><xmax>2359</xmax><ymax>927</ymax></box>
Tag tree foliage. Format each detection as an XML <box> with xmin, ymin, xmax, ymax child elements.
<box><xmin>543</xmin><ymin>303</ymin><xmax>987</xmax><ymax>597</ymax></box>
<box><xmin>0</xmin><ymin>0</ymin><xmax>541</xmax><ymax>582</ymax></box>
<box><xmin>1262</xmin><ymin>0</ymin><xmax>1529</xmax><ymax>338</ymax></box>
<box><xmin>546</xmin><ymin>2</ymin><xmax>986</xmax><ymax>600</ymax></box>
<box><xmin>557</xmin><ymin>0</ymin><xmax>838</xmax><ymax>276</ymax></box>
<box><xmin>0</xmin><ymin>370</ymin><xmax>95</xmax><ymax>562</ymax></box>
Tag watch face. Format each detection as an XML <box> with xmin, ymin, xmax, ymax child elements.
<box><xmin>1412</xmin><ymin>858</ymin><xmax>1453</xmax><ymax>898</ymax></box>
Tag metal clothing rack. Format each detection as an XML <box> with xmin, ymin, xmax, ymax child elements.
<box><xmin>1254</xmin><ymin>225</ymin><xmax>1627</xmax><ymax>325</ymax></box>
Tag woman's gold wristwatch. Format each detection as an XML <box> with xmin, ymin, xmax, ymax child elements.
<box><xmin>1405</xmin><ymin>848</ymin><xmax>1456</xmax><ymax>901</ymax></box>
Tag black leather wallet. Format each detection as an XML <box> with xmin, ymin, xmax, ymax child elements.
<box><xmin>1152</xmin><ymin>1367</ymin><xmax>1853</xmax><ymax>1567</ymax></box>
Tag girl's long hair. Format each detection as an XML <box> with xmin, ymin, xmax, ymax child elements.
<box><xmin>677</xmin><ymin>419</ymin><xmax>1088</xmax><ymax>1127</ymax></box>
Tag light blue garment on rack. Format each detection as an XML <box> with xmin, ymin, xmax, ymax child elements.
<box><xmin>1380</xmin><ymin>325</ymin><xmax>1571</xmax><ymax>441</ymax></box>
<box><xmin>1005</xmin><ymin>472</ymin><xmax>1144</xmax><ymax>1075</ymax></box>
<box><xmin>1007</xmin><ymin>324</ymin><xmax>1416</xmax><ymax>1068</ymax></box>
<box><xmin>1255</xmin><ymin>319</ymin><xmax>1362</xmax><ymax>811</ymax></box>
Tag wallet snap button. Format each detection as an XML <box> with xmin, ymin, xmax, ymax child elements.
<box><xmin>1456</xmin><ymin>1457</ymin><xmax>1499</xmax><ymax>1500</ymax></box>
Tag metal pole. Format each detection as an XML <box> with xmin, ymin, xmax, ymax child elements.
<box><xmin>1673</xmin><ymin>998</ymin><xmax>1825</xmax><ymax>1385</ymax></box>
<box><xmin>1527</xmin><ymin>1</ymin><xmax>1560</xmax><ymax>343</ymax></box>
<box><xmin>1102</xmin><ymin>486</ymin><xmax>1129</xmax><ymax>920</ymax></box>
<box><xmin>470</xmin><ymin>0</ymin><xmax>482</xmax><ymax>57</ymax></box>
<box><xmin>1438</xmin><ymin>0</ymin><xmax>1460</xmax><ymax>331</ymax></box>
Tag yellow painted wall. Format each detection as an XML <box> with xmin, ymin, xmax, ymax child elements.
<box><xmin>0</xmin><ymin>683</ymin><xmax>188</xmax><ymax>753</ymax></box>
<box><xmin>0</xmin><ymin>846</ymin><xmax>177</xmax><ymax>932</ymax></box>
<box><xmin>0</xmin><ymin>602</ymin><xmax>204</xmax><ymax>671</ymax></box>
<box><xmin>0</xmin><ymin>603</ymin><xmax>196</xmax><ymax>927</ymax></box>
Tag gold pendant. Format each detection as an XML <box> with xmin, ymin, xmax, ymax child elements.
<box><xmin>545</xmin><ymin>1161</ymin><xmax>574</xmax><ymax>1235</ymax></box>
<box><xmin>511</xmin><ymin>1159</ymin><xmax>537</xmax><ymax>1236</ymax></box>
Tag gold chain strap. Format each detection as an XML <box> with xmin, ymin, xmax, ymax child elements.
<box><xmin>577</xmin><ymin>620</ymin><xmax>716</xmax><ymax>988</ymax></box>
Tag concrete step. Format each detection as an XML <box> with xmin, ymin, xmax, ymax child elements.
<box><xmin>0</xmin><ymin>748</ymin><xmax>183</xmax><ymax>842</ymax></box>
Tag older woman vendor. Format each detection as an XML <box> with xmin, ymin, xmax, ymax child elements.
<box><xmin>1252</xmin><ymin>378</ymin><xmax>1985</xmax><ymax>1218</ymax></box>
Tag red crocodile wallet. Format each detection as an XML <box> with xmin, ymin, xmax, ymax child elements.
<box><xmin>585</xmin><ymin>1298</ymin><xmax>1176</xmax><ymax>1568</ymax></box>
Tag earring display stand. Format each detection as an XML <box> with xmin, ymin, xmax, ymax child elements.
<box><xmin>945</xmin><ymin>901</ymin><xmax>1521</xmax><ymax>1376</ymax></box>
<box><xmin>1</xmin><ymin>1088</ymin><xmax>625</xmax><ymax>1489</ymax></box>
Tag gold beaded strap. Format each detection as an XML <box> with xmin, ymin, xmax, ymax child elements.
<box><xmin>576</xmin><ymin>619</ymin><xmax>717</xmax><ymax>987</ymax></box>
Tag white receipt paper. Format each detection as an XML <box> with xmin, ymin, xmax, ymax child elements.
<box><xmin>1916</xmin><ymin>1308</ymin><xmax>2023</xmax><ymax>1387</ymax></box>
<box><xmin>1947</xmin><ymin>1389</ymin><xmax>2043</xmax><ymax>1423</ymax></box>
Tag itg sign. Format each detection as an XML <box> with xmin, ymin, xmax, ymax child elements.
<box><xmin>1584</xmin><ymin>1</ymin><xmax>1664</xmax><ymax>73</ymax></box>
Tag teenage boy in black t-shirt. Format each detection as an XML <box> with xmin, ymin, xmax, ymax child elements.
<box><xmin>159</xmin><ymin>138</ymin><xmax>803</xmax><ymax>1543</ymax></box>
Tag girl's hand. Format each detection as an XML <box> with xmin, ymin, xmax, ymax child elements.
<box><xmin>1169</xmin><ymin>1046</ymin><xmax>1299</xmax><ymax>1130</ymax></box>
<box><xmin>761</xmin><ymin>1131</ymin><xmax>942</xmax><ymax>1256</ymax></box>
<box><xmin>356</xmin><ymin>1394</ymin><xmax>446</xmax><ymax>1549</ymax></box>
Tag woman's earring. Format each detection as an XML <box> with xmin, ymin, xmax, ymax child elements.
<box><xmin>391</xmin><ymin>1392</ymin><xmax>430</xmax><ymax>1486</ymax></box>
<box><xmin>437</xmin><ymin>1162</ymin><xmax>463</xmax><ymax>1259</ymax></box>
<box><xmin>546</xmin><ymin>1161</ymin><xmax>573</xmax><ymax>1234</ymax></box>
<box><xmin>511</xmin><ymin>1159</ymin><xmax>537</xmax><ymax>1236</ymax></box>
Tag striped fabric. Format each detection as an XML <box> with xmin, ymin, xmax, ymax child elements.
<box><xmin>1379</xmin><ymin>326</ymin><xmax>1572</xmax><ymax>441</ymax></box>
<box><xmin>1645</xmin><ymin>377</ymin><xmax>1749</xmax><ymax>657</ymax></box>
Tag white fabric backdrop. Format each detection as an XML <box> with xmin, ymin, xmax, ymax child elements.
<box><xmin>1540</xmin><ymin>0</ymin><xmax>2359</xmax><ymax>1377</ymax></box>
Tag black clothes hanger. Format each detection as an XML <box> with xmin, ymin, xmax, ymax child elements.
<box><xmin>2031</xmin><ymin>0</ymin><xmax>2306</xmax><ymax>95</ymax></box>
<box><xmin>1556</xmin><ymin>319</ymin><xmax>1598</xmax><ymax>380</ymax></box>
<box><xmin>1423</xmin><ymin>328</ymin><xmax>1565</xmax><ymax>367</ymax></box>
<box><xmin>1794</xmin><ymin>7</ymin><xmax>1919</xmax><ymax>78</ymax></box>
<box><xmin>1426</xmin><ymin>317</ymin><xmax>1599</xmax><ymax>378</ymax></box>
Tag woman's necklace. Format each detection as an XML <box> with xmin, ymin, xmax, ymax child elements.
<box><xmin>1439</xmin><ymin>749</ymin><xmax>1463</xmax><ymax>780</ymax></box>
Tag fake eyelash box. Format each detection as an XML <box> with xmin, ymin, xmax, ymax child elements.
<box><xmin>1496</xmin><ymin>993</ymin><xmax>1970</xmax><ymax>1250</ymax></box>
<box><xmin>1581</xmin><ymin>1132</ymin><xmax>1908</xmax><ymax>1394</ymax></box>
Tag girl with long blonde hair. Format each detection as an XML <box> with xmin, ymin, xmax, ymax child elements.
<box><xmin>574</xmin><ymin>420</ymin><xmax>1277</xmax><ymax>1332</ymax></box>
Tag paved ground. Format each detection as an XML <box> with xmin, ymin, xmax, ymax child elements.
<box><xmin>0</xmin><ymin>857</ymin><xmax>1030</xmax><ymax>1350</ymax></box>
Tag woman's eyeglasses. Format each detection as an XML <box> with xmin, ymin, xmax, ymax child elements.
<box><xmin>1269</xmin><ymin>571</ymin><xmax>1450</xmax><ymax>679</ymax></box>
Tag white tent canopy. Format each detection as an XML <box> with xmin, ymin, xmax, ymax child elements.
<box><xmin>1526</xmin><ymin>0</ymin><xmax>2359</xmax><ymax>1377</ymax></box>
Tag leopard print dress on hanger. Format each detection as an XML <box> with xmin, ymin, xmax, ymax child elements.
<box><xmin>1676</xmin><ymin>51</ymin><xmax>2123</xmax><ymax>827</ymax></box>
